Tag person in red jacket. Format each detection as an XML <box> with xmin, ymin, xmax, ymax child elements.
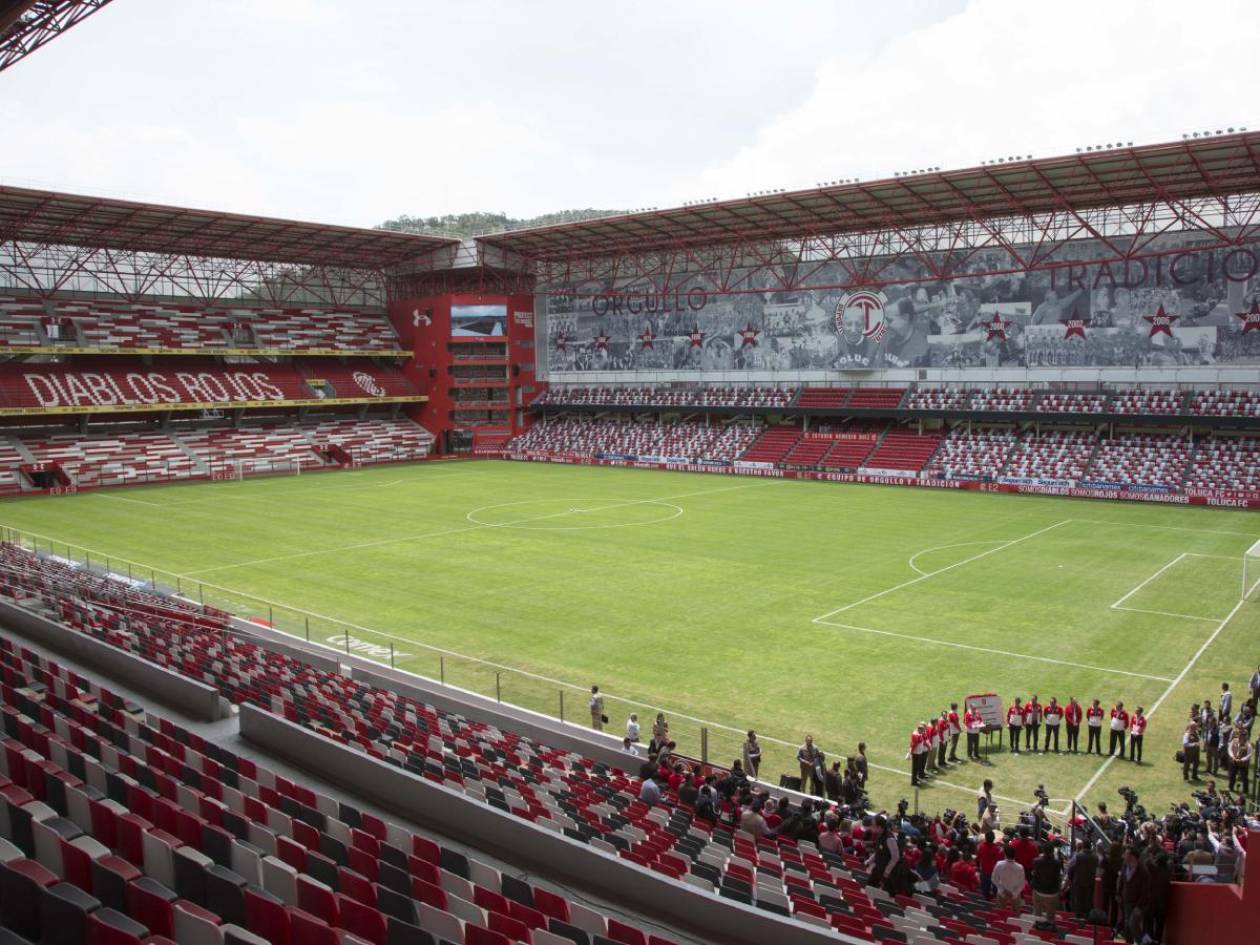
<box><xmin>965</xmin><ymin>705</ymin><xmax>985</xmax><ymax>761</ymax></box>
<box><xmin>1043</xmin><ymin>697</ymin><xmax>1063</xmax><ymax>753</ymax></box>
<box><xmin>1011</xmin><ymin>826</ymin><xmax>1039</xmax><ymax>872</ymax></box>
<box><xmin>947</xmin><ymin>703</ymin><xmax>962</xmax><ymax>763</ymax></box>
<box><xmin>936</xmin><ymin>713</ymin><xmax>950</xmax><ymax>768</ymax></box>
<box><xmin>1023</xmin><ymin>695</ymin><xmax>1043</xmax><ymax>752</ymax></box>
<box><xmin>1109</xmin><ymin>701</ymin><xmax>1129</xmax><ymax>757</ymax></box>
<box><xmin>1086</xmin><ymin>699</ymin><xmax>1105</xmax><ymax>755</ymax></box>
<box><xmin>949</xmin><ymin>848</ymin><xmax>980</xmax><ymax>892</ymax></box>
<box><xmin>910</xmin><ymin>723</ymin><xmax>927</xmax><ymax>785</ymax></box>
<box><xmin>1128</xmin><ymin>707</ymin><xmax>1147</xmax><ymax>764</ymax></box>
<box><xmin>1007</xmin><ymin>698</ymin><xmax>1025</xmax><ymax>753</ymax></box>
<box><xmin>1065</xmin><ymin>697</ymin><xmax>1083</xmax><ymax>753</ymax></box>
<box><xmin>976</xmin><ymin>828</ymin><xmax>1004</xmax><ymax>899</ymax></box>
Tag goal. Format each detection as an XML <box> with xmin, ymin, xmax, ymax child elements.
<box><xmin>1245</xmin><ymin>539</ymin><xmax>1260</xmax><ymax>602</ymax></box>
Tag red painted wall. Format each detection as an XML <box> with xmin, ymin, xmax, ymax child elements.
<box><xmin>1166</xmin><ymin>829</ymin><xmax>1258</xmax><ymax>945</ymax></box>
<box><xmin>388</xmin><ymin>292</ymin><xmax>541</xmax><ymax>453</ymax></box>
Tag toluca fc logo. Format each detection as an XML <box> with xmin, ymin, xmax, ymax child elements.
<box><xmin>352</xmin><ymin>371</ymin><xmax>385</xmax><ymax>397</ymax></box>
<box><xmin>834</xmin><ymin>290</ymin><xmax>888</xmax><ymax>345</ymax></box>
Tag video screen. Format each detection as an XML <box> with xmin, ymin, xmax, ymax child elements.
<box><xmin>451</xmin><ymin>303</ymin><xmax>507</xmax><ymax>337</ymax></box>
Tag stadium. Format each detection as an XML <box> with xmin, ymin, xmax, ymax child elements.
<box><xmin>0</xmin><ymin>3</ymin><xmax>1258</xmax><ymax>944</ymax></box>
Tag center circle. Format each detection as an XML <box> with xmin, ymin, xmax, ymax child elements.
<box><xmin>466</xmin><ymin>498</ymin><xmax>684</xmax><ymax>530</ymax></box>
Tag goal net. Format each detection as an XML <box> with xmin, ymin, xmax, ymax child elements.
<box><xmin>1245</xmin><ymin>539</ymin><xmax>1260</xmax><ymax>602</ymax></box>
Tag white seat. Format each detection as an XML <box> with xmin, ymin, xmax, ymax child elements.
<box><xmin>261</xmin><ymin>855</ymin><xmax>298</xmax><ymax>905</ymax></box>
<box><xmin>467</xmin><ymin>858</ymin><xmax>500</xmax><ymax>893</ymax></box>
<box><xmin>684</xmin><ymin>873</ymin><xmax>714</xmax><ymax>892</ymax></box>
<box><xmin>568</xmin><ymin>900</ymin><xmax>608</xmax><ymax>937</ymax></box>
<box><xmin>439</xmin><ymin>868</ymin><xmax>475</xmax><ymax>902</ymax></box>
<box><xmin>230</xmin><ymin>841</ymin><xmax>263</xmax><ymax>886</ymax></box>
<box><xmin>445</xmin><ymin>893</ymin><xmax>486</xmax><ymax>927</ymax></box>
<box><xmin>142</xmin><ymin>829</ymin><xmax>178</xmax><ymax>888</ymax></box>
<box><xmin>418</xmin><ymin>902</ymin><xmax>464</xmax><ymax>944</ymax></box>
<box><xmin>173</xmin><ymin>900</ymin><xmax>225</xmax><ymax>945</ymax></box>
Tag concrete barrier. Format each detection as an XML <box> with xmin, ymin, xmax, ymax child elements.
<box><xmin>0</xmin><ymin>598</ymin><xmax>225</xmax><ymax>720</ymax></box>
<box><xmin>240</xmin><ymin>704</ymin><xmax>854</xmax><ymax>945</ymax></box>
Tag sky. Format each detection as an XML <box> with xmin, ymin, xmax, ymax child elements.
<box><xmin>2</xmin><ymin>0</ymin><xmax>1258</xmax><ymax>229</ymax></box>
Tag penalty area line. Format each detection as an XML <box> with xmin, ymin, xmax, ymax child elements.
<box><xmin>1073</xmin><ymin>594</ymin><xmax>1250</xmax><ymax>804</ymax></box>
<box><xmin>814</xmin><ymin>618</ymin><xmax>1173</xmax><ymax>682</ymax></box>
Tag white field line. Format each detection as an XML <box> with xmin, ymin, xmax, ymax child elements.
<box><xmin>1110</xmin><ymin>553</ymin><xmax>1190</xmax><ymax>609</ymax></box>
<box><xmin>1073</xmin><ymin>594</ymin><xmax>1251</xmax><ymax>804</ymax></box>
<box><xmin>1112</xmin><ymin>607</ymin><xmax>1219</xmax><ymax>623</ymax></box>
<box><xmin>906</xmin><ymin>540</ymin><xmax>1008</xmax><ymax>577</ymax></box>
<box><xmin>814</xmin><ymin>618</ymin><xmax>1173</xmax><ymax>682</ymax></box>
<box><xmin>92</xmin><ymin>492</ymin><xmax>165</xmax><ymax>508</ymax></box>
<box><xmin>1072</xmin><ymin>518</ymin><xmax>1260</xmax><ymax>539</ymax></box>
<box><xmin>813</xmin><ymin>519</ymin><xmax>1072</xmax><ymax>621</ymax></box>
<box><xmin>64</xmin><ymin>480</ymin><xmax>774</xmax><ymax>577</ymax></box>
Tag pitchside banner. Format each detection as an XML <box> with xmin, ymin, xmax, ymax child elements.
<box><xmin>543</xmin><ymin>230</ymin><xmax>1260</xmax><ymax>372</ymax></box>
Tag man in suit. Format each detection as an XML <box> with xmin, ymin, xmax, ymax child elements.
<box><xmin>1119</xmin><ymin>846</ymin><xmax>1150</xmax><ymax>943</ymax></box>
<box><xmin>1068</xmin><ymin>841</ymin><xmax>1099</xmax><ymax>918</ymax></box>
<box><xmin>1220</xmin><ymin>682</ymin><xmax>1233</xmax><ymax>720</ymax></box>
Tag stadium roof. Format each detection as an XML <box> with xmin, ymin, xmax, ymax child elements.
<box><xmin>478</xmin><ymin>132</ymin><xmax>1260</xmax><ymax>262</ymax></box>
<box><xmin>0</xmin><ymin>185</ymin><xmax>460</xmax><ymax>268</ymax></box>
<box><xmin>0</xmin><ymin>0</ymin><xmax>113</xmax><ymax>72</ymax></box>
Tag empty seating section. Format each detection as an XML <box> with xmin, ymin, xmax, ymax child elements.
<box><xmin>737</xmin><ymin>427</ymin><xmax>801</xmax><ymax>464</ymax></box>
<box><xmin>903</xmin><ymin>388</ymin><xmax>969</xmax><ymax>411</ymax></box>
<box><xmin>0</xmin><ymin>418</ymin><xmax>433</xmax><ymax>490</ymax></box>
<box><xmin>24</xmin><ymin>433</ymin><xmax>197</xmax><ymax>489</ymax></box>
<box><xmin>0</xmin><ymin>635</ymin><xmax>684</xmax><ymax>945</ymax></box>
<box><xmin>968</xmin><ymin>389</ymin><xmax>1035</xmax><ymax>412</ymax></box>
<box><xmin>0</xmin><ymin>544</ymin><xmax>1125</xmax><ymax>945</ymax></box>
<box><xmin>538</xmin><ymin>386</ymin><xmax>794</xmax><ymax>408</ymax></box>
<box><xmin>1002</xmin><ymin>431</ymin><xmax>1097</xmax><ymax>482</ymax></box>
<box><xmin>795</xmin><ymin>388</ymin><xmax>850</xmax><ymax>409</ymax></box>
<box><xmin>508</xmin><ymin>418</ymin><xmax>758</xmax><ymax>463</ymax></box>
<box><xmin>1037</xmin><ymin>392</ymin><xmax>1109</xmax><ymax>414</ymax></box>
<box><xmin>296</xmin><ymin>365</ymin><xmax>419</xmax><ymax>399</ymax></box>
<box><xmin>1185</xmin><ymin>438</ymin><xmax>1260</xmax><ymax>495</ymax></box>
<box><xmin>1110</xmin><ymin>388</ymin><xmax>1185</xmax><ymax>415</ymax></box>
<box><xmin>0</xmin><ymin>298</ymin><xmax>401</xmax><ymax>351</ymax></box>
<box><xmin>781</xmin><ymin>436</ymin><xmax>833</xmax><ymax>467</ymax></box>
<box><xmin>862</xmin><ymin>432</ymin><xmax>942</xmax><ymax>473</ymax></box>
<box><xmin>1189</xmin><ymin>389</ymin><xmax>1260</xmax><ymax>417</ymax></box>
<box><xmin>927</xmin><ymin>431</ymin><xmax>1016</xmax><ymax>479</ymax></box>
<box><xmin>781</xmin><ymin>433</ymin><xmax>883</xmax><ymax>470</ymax></box>
<box><xmin>1083</xmin><ymin>434</ymin><xmax>1193</xmax><ymax>488</ymax></box>
<box><xmin>310</xmin><ymin>419</ymin><xmax>435</xmax><ymax>465</ymax></box>
<box><xmin>844</xmin><ymin>389</ymin><xmax>905</xmax><ymax>409</ymax></box>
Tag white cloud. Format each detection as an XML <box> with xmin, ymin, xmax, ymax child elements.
<box><xmin>681</xmin><ymin>0</ymin><xmax>1260</xmax><ymax>203</ymax></box>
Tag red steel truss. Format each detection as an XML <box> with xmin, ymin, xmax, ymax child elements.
<box><xmin>479</xmin><ymin>133</ymin><xmax>1260</xmax><ymax>297</ymax></box>
<box><xmin>0</xmin><ymin>185</ymin><xmax>459</xmax><ymax>307</ymax></box>
<box><xmin>0</xmin><ymin>0</ymin><xmax>114</xmax><ymax>72</ymax></box>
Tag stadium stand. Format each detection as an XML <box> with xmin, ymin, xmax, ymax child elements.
<box><xmin>1000</xmin><ymin>431</ymin><xmax>1098</xmax><ymax>483</ymax></box>
<box><xmin>538</xmin><ymin>386</ymin><xmax>795</xmax><ymax>409</ymax></box>
<box><xmin>927</xmin><ymin>430</ymin><xmax>1018</xmax><ymax>480</ymax></box>
<box><xmin>0</xmin><ymin>297</ymin><xmax>405</xmax><ymax>352</ymax></box>
<box><xmin>735</xmin><ymin>426</ymin><xmax>801</xmax><ymax>465</ymax></box>
<box><xmin>1036</xmin><ymin>392</ymin><xmax>1109</xmax><ymax>415</ymax></box>
<box><xmin>1188</xmin><ymin>388</ymin><xmax>1260</xmax><ymax>418</ymax></box>
<box><xmin>508</xmin><ymin>418</ymin><xmax>759</xmax><ymax>464</ymax></box>
<box><xmin>0</xmin><ymin>417</ymin><xmax>433</xmax><ymax>490</ymax></box>
<box><xmin>1109</xmin><ymin>389</ymin><xmax>1186</xmax><ymax>416</ymax></box>
<box><xmin>1082</xmin><ymin>434</ymin><xmax>1194</xmax><ymax>489</ymax></box>
<box><xmin>795</xmin><ymin>388</ymin><xmax>850</xmax><ymax>409</ymax></box>
<box><xmin>902</xmin><ymin>389</ymin><xmax>970</xmax><ymax>412</ymax></box>
<box><xmin>1184</xmin><ymin>436</ymin><xmax>1260</xmax><ymax>495</ymax></box>
<box><xmin>968</xmin><ymin>389</ymin><xmax>1036</xmax><ymax>413</ymax></box>
<box><xmin>843</xmin><ymin>389</ymin><xmax>905</xmax><ymax>409</ymax></box>
<box><xmin>861</xmin><ymin>432</ymin><xmax>943</xmax><ymax>474</ymax></box>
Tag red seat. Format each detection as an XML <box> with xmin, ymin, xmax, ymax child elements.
<box><xmin>337</xmin><ymin>867</ymin><xmax>375</xmax><ymax>906</ymax></box>
<box><xmin>287</xmin><ymin>905</ymin><xmax>339</xmax><ymax>945</ymax></box>
<box><xmin>126</xmin><ymin>878</ymin><xmax>177</xmax><ymax>938</ymax></box>
<box><xmin>244</xmin><ymin>885</ymin><xmax>292</xmax><ymax>945</ymax></box>
<box><xmin>337</xmin><ymin>893</ymin><xmax>387</xmax><ymax>945</ymax></box>
<box><xmin>532</xmin><ymin>887</ymin><xmax>570</xmax><ymax>922</ymax></box>
<box><xmin>608</xmin><ymin>917</ymin><xmax>648</xmax><ymax>945</ymax></box>
<box><xmin>489</xmin><ymin>910</ymin><xmax>532</xmax><ymax>944</ymax></box>
<box><xmin>411</xmin><ymin>877</ymin><xmax>448</xmax><ymax>910</ymax></box>
<box><xmin>466</xmin><ymin>924</ymin><xmax>513</xmax><ymax>945</ymax></box>
<box><xmin>507</xmin><ymin>900</ymin><xmax>548</xmax><ymax>931</ymax></box>
<box><xmin>474</xmin><ymin>886</ymin><xmax>511</xmax><ymax>915</ymax></box>
<box><xmin>295</xmin><ymin>874</ymin><xmax>339</xmax><ymax>926</ymax></box>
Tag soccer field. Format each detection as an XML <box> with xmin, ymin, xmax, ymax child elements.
<box><xmin>3</xmin><ymin>459</ymin><xmax>1258</xmax><ymax>821</ymax></box>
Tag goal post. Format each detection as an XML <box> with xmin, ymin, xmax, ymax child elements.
<box><xmin>1244</xmin><ymin>539</ymin><xmax>1260</xmax><ymax>602</ymax></box>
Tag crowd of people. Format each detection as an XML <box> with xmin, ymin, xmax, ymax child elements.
<box><xmin>1179</xmin><ymin>679</ymin><xmax>1258</xmax><ymax>794</ymax></box>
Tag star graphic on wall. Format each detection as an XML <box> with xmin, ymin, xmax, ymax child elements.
<box><xmin>592</xmin><ymin>334</ymin><xmax>609</xmax><ymax>352</ymax></box>
<box><xmin>1234</xmin><ymin>301</ymin><xmax>1260</xmax><ymax>334</ymax></box>
<box><xmin>688</xmin><ymin>327</ymin><xmax>705</xmax><ymax>348</ymax></box>
<box><xmin>984</xmin><ymin>312</ymin><xmax>1010</xmax><ymax>342</ymax></box>
<box><xmin>554</xmin><ymin>332</ymin><xmax>567</xmax><ymax>352</ymax></box>
<box><xmin>738</xmin><ymin>324</ymin><xmax>761</xmax><ymax>347</ymax></box>
<box><xmin>1143</xmin><ymin>304</ymin><xmax>1179</xmax><ymax>337</ymax></box>
<box><xmin>639</xmin><ymin>326</ymin><xmax>655</xmax><ymax>349</ymax></box>
<box><xmin>1061</xmin><ymin>310</ymin><xmax>1087</xmax><ymax>340</ymax></box>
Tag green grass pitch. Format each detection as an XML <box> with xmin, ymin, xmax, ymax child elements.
<box><xmin>2</xmin><ymin>459</ymin><xmax>1258</xmax><ymax>821</ymax></box>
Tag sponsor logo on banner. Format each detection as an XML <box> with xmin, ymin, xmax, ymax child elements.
<box><xmin>834</xmin><ymin>289</ymin><xmax>889</xmax><ymax>343</ymax></box>
<box><xmin>513</xmin><ymin>310</ymin><xmax>534</xmax><ymax>327</ymax></box>
<box><xmin>859</xmin><ymin>466</ymin><xmax>922</xmax><ymax>479</ymax></box>
<box><xmin>352</xmin><ymin>371</ymin><xmax>386</xmax><ymax>397</ymax></box>
<box><xmin>998</xmin><ymin>476</ymin><xmax>1075</xmax><ymax>488</ymax></box>
<box><xmin>735</xmin><ymin>460</ymin><xmax>776</xmax><ymax>470</ymax></box>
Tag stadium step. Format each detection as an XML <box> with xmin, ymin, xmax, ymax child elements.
<box><xmin>167</xmin><ymin>434</ymin><xmax>212</xmax><ymax>476</ymax></box>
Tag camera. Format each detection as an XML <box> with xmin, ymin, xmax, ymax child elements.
<box><xmin>896</xmin><ymin>798</ymin><xmax>910</xmax><ymax>819</ymax></box>
<box><xmin>1033</xmin><ymin>784</ymin><xmax>1050</xmax><ymax>806</ymax></box>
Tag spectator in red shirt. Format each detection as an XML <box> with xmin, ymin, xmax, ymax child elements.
<box><xmin>949</xmin><ymin>848</ymin><xmax>980</xmax><ymax>892</ymax></box>
<box><xmin>1012</xmin><ymin>826</ymin><xmax>1039</xmax><ymax>872</ymax></box>
<box><xmin>977</xmin><ymin>829</ymin><xmax>1004</xmax><ymax>899</ymax></box>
